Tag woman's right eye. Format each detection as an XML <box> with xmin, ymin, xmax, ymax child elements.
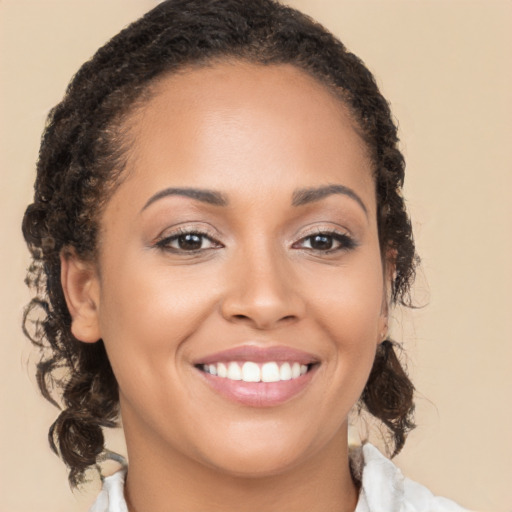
<box><xmin>155</xmin><ymin>231</ymin><xmax>222</xmax><ymax>253</ymax></box>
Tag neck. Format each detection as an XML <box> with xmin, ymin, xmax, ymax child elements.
<box><xmin>122</xmin><ymin>422</ymin><xmax>358</xmax><ymax>512</ymax></box>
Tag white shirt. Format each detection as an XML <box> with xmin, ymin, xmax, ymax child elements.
<box><xmin>89</xmin><ymin>444</ymin><xmax>466</xmax><ymax>512</ymax></box>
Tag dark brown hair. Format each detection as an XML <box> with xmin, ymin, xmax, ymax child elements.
<box><xmin>22</xmin><ymin>0</ymin><xmax>417</xmax><ymax>486</ymax></box>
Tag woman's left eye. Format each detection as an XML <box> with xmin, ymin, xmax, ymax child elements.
<box><xmin>155</xmin><ymin>231</ymin><xmax>222</xmax><ymax>252</ymax></box>
<box><xmin>294</xmin><ymin>232</ymin><xmax>356</xmax><ymax>252</ymax></box>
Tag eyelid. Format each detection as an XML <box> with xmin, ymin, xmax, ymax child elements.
<box><xmin>291</xmin><ymin>225</ymin><xmax>358</xmax><ymax>252</ymax></box>
<box><xmin>292</xmin><ymin>223</ymin><xmax>353</xmax><ymax>242</ymax></box>
<box><xmin>152</xmin><ymin>223</ymin><xmax>224</xmax><ymax>250</ymax></box>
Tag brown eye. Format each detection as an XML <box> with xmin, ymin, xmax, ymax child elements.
<box><xmin>176</xmin><ymin>233</ymin><xmax>204</xmax><ymax>251</ymax></box>
<box><xmin>156</xmin><ymin>230</ymin><xmax>222</xmax><ymax>253</ymax></box>
<box><xmin>309</xmin><ymin>234</ymin><xmax>334</xmax><ymax>250</ymax></box>
<box><xmin>294</xmin><ymin>231</ymin><xmax>356</xmax><ymax>253</ymax></box>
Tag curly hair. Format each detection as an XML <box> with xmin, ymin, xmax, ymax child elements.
<box><xmin>22</xmin><ymin>0</ymin><xmax>417</xmax><ymax>486</ymax></box>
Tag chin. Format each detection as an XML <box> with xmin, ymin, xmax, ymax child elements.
<box><xmin>204</xmin><ymin>446</ymin><xmax>308</xmax><ymax>479</ymax></box>
<box><xmin>193</xmin><ymin>420</ymin><xmax>344</xmax><ymax>479</ymax></box>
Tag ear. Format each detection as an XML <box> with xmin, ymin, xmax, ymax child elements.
<box><xmin>378</xmin><ymin>247</ymin><xmax>397</xmax><ymax>342</ymax></box>
<box><xmin>60</xmin><ymin>248</ymin><xmax>101</xmax><ymax>343</ymax></box>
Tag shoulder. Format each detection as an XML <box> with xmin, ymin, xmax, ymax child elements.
<box><xmin>352</xmin><ymin>443</ymin><xmax>467</xmax><ymax>512</ymax></box>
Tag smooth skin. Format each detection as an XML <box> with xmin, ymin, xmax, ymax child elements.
<box><xmin>61</xmin><ymin>61</ymin><xmax>390</xmax><ymax>512</ymax></box>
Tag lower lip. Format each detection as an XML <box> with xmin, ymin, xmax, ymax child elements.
<box><xmin>196</xmin><ymin>366</ymin><xmax>317</xmax><ymax>407</ymax></box>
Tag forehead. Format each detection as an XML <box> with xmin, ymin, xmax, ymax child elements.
<box><xmin>120</xmin><ymin>60</ymin><xmax>374</xmax><ymax>211</ymax></box>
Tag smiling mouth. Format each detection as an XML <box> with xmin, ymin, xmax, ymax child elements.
<box><xmin>198</xmin><ymin>361</ymin><xmax>312</xmax><ymax>383</ymax></box>
<box><xmin>193</xmin><ymin>345</ymin><xmax>319</xmax><ymax>406</ymax></box>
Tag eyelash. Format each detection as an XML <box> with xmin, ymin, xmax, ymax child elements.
<box><xmin>154</xmin><ymin>228</ymin><xmax>357</xmax><ymax>254</ymax></box>
<box><xmin>292</xmin><ymin>230</ymin><xmax>357</xmax><ymax>253</ymax></box>
<box><xmin>154</xmin><ymin>228</ymin><xmax>223</xmax><ymax>253</ymax></box>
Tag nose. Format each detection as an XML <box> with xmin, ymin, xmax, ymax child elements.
<box><xmin>220</xmin><ymin>245</ymin><xmax>306</xmax><ymax>330</ymax></box>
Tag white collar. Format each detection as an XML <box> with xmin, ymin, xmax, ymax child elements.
<box><xmin>89</xmin><ymin>443</ymin><xmax>465</xmax><ymax>512</ymax></box>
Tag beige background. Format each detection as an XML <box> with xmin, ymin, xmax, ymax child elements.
<box><xmin>1</xmin><ymin>1</ymin><xmax>511</xmax><ymax>511</ymax></box>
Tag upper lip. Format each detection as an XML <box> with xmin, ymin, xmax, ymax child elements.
<box><xmin>194</xmin><ymin>345</ymin><xmax>319</xmax><ymax>366</ymax></box>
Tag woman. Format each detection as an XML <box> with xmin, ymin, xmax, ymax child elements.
<box><xmin>22</xmin><ymin>1</ymin><xmax>465</xmax><ymax>510</ymax></box>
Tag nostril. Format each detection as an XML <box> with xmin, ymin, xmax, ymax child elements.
<box><xmin>233</xmin><ymin>313</ymin><xmax>296</xmax><ymax>323</ymax></box>
<box><xmin>221</xmin><ymin>291</ymin><xmax>305</xmax><ymax>329</ymax></box>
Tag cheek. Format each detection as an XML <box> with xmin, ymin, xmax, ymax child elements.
<box><xmin>96</xmin><ymin>252</ymin><xmax>220</xmax><ymax>373</ymax></box>
<box><xmin>305</xmin><ymin>251</ymin><xmax>384</xmax><ymax>382</ymax></box>
<box><xmin>308</xmin><ymin>255</ymin><xmax>385</xmax><ymax>337</ymax></box>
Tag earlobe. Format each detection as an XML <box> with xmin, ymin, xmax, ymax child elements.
<box><xmin>60</xmin><ymin>248</ymin><xmax>101</xmax><ymax>343</ymax></box>
<box><xmin>385</xmin><ymin>247</ymin><xmax>398</xmax><ymax>297</ymax></box>
<box><xmin>378</xmin><ymin>290</ymin><xmax>389</xmax><ymax>344</ymax></box>
<box><xmin>378</xmin><ymin>247</ymin><xmax>396</xmax><ymax>344</ymax></box>
<box><xmin>378</xmin><ymin>314</ymin><xmax>389</xmax><ymax>344</ymax></box>
<box><xmin>379</xmin><ymin>278</ymin><xmax>390</xmax><ymax>342</ymax></box>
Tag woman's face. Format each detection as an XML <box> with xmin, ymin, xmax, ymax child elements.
<box><xmin>74</xmin><ymin>61</ymin><xmax>388</xmax><ymax>476</ymax></box>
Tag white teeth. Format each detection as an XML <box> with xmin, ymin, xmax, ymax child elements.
<box><xmin>261</xmin><ymin>362</ymin><xmax>280</xmax><ymax>382</ymax></box>
<box><xmin>279</xmin><ymin>362</ymin><xmax>292</xmax><ymax>381</ymax></box>
<box><xmin>202</xmin><ymin>361</ymin><xmax>311</xmax><ymax>382</ymax></box>
<box><xmin>241</xmin><ymin>362</ymin><xmax>260</xmax><ymax>382</ymax></box>
<box><xmin>227</xmin><ymin>361</ymin><xmax>242</xmax><ymax>380</ymax></box>
<box><xmin>217</xmin><ymin>362</ymin><xmax>228</xmax><ymax>378</ymax></box>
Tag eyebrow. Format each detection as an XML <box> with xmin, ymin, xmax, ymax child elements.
<box><xmin>142</xmin><ymin>187</ymin><xmax>228</xmax><ymax>211</ymax></box>
<box><xmin>141</xmin><ymin>183</ymin><xmax>367</xmax><ymax>215</ymax></box>
<box><xmin>292</xmin><ymin>184</ymin><xmax>368</xmax><ymax>215</ymax></box>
